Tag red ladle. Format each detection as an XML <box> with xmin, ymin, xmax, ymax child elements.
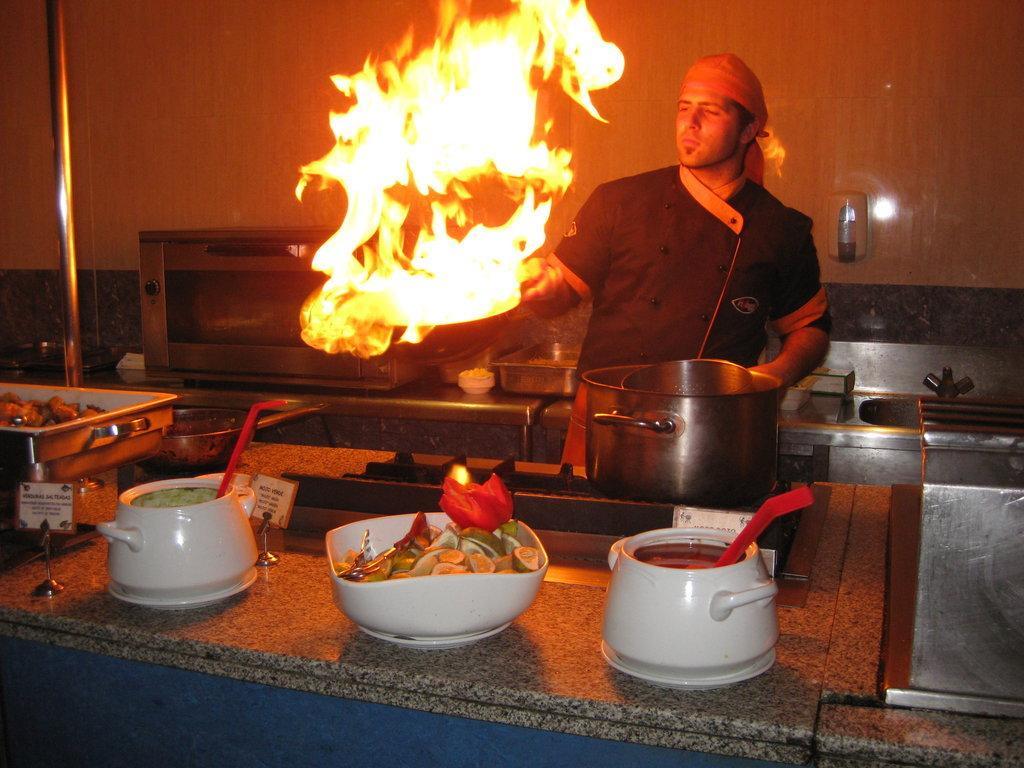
<box><xmin>216</xmin><ymin>400</ymin><xmax>287</xmax><ymax>498</ymax></box>
<box><xmin>714</xmin><ymin>485</ymin><xmax>816</xmax><ymax>567</ymax></box>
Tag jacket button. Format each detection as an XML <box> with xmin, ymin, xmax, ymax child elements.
<box><xmin>700</xmin><ymin>313</ymin><xmax>710</xmax><ymax>322</ymax></box>
<box><xmin>659</xmin><ymin>244</ymin><xmax>669</xmax><ymax>254</ymax></box>
<box><xmin>649</xmin><ymin>296</ymin><xmax>660</xmax><ymax>306</ymax></box>
<box><xmin>718</xmin><ymin>264</ymin><xmax>728</xmax><ymax>273</ymax></box>
<box><xmin>663</xmin><ymin>202</ymin><xmax>671</xmax><ymax>209</ymax></box>
<box><xmin>639</xmin><ymin>351</ymin><xmax>648</xmax><ymax>359</ymax></box>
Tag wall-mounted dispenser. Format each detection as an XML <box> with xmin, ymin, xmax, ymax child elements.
<box><xmin>827</xmin><ymin>191</ymin><xmax>868</xmax><ymax>262</ymax></box>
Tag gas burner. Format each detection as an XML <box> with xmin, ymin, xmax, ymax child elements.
<box><xmin>285</xmin><ymin>452</ymin><xmax>799</xmax><ymax>551</ymax></box>
<box><xmin>361</xmin><ymin>452</ymin><xmax>594</xmax><ymax>495</ymax></box>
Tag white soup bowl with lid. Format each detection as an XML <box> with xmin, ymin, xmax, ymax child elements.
<box><xmin>602</xmin><ymin>527</ymin><xmax>778</xmax><ymax>687</ymax></box>
<box><xmin>98</xmin><ymin>477</ymin><xmax>258</xmax><ymax>600</ymax></box>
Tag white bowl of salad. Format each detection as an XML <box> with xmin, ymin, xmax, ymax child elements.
<box><xmin>325</xmin><ymin>474</ymin><xmax>547</xmax><ymax>648</ymax></box>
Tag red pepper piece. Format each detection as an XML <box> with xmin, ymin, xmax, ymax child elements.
<box><xmin>439</xmin><ymin>473</ymin><xmax>513</xmax><ymax>530</ymax></box>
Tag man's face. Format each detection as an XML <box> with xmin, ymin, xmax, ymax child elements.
<box><xmin>675</xmin><ymin>86</ymin><xmax>757</xmax><ymax>172</ymax></box>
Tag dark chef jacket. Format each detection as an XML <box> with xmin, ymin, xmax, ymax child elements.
<box><xmin>555</xmin><ymin>166</ymin><xmax>830</xmax><ymax>374</ymax></box>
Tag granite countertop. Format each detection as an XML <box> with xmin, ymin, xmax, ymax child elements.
<box><xmin>0</xmin><ymin>445</ymin><xmax>1020</xmax><ymax>766</ymax></box>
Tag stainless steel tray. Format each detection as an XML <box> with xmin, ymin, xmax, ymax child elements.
<box><xmin>0</xmin><ymin>382</ymin><xmax>176</xmax><ymax>482</ymax></box>
<box><xmin>492</xmin><ymin>343</ymin><xmax>580</xmax><ymax>396</ymax></box>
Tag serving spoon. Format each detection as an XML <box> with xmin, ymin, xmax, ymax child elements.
<box><xmin>714</xmin><ymin>485</ymin><xmax>816</xmax><ymax>567</ymax></box>
<box><xmin>335</xmin><ymin>512</ymin><xmax>429</xmax><ymax>581</ymax></box>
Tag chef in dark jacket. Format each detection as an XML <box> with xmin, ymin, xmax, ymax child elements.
<box><xmin>521</xmin><ymin>53</ymin><xmax>830</xmax><ymax>467</ymax></box>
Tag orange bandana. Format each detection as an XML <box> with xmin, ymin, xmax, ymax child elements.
<box><xmin>680</xmin><ymin>53</ymin><xmax>768</xmax><ymax>184</ymax></box>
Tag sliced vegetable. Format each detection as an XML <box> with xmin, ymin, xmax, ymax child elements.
<box><xmin>397</xmin><ymin>511</ymin><xmax>429</xmax><ymax>549</ymax></box>
<box><xmin>468</xmin><ymin>552</ymin><xmax>496</xmax><ymax>574</ymax></box>
<box><xmin>512</xmin><ymin>546</ymin><xmax>541</xmax><ymax>573</ymax></box>
<box><xmin>460</xmin><ymin>527</ymin><xmax>504</xmax><ymax>558</ymax></box>
<box><xmin>437</xmin><ymin>549</ymin><xmax>466</xmax><ymax>565</ymax></box>
<box><xmin>500</xmin><ymin>532</ymin><xmax>523</xmax><ymax>555</ymax></box>
<box><xmin>427</xmin><ymin>525</ymin><xmax>461</xmax><ymax>551</ymax></box>
<box><xmin>343</xmin><ymin>514</ymin><xmax>540</xmax><ymax>581</ymax></box>
<box><xmin>407</xmin><ymin>552</ymin><xmax>440</xmax><ymax>577</ymax></box>
<box><xmin>431</xmin><ymin>562</ymin><xmax>469</xmax><ymax>575</ymax></box>
<box><xmin>391</xmin><ymin>548</ymin><xmax>420</xmax><ymax>573</ymax></box>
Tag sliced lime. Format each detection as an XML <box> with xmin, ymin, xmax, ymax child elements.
<box><xmin>468</xmin><ymin>552</ymin><xmax>496</xmax><ymax>574</ymax></box>
<box><xmin>460</xmin><ymin>527</ymin><xmax>504</xmax><ymax>558</ymax></box>
<box><xmin>512</xmin><ymin>546</ymin><xmax>541</xmax><ymax>572</ymax></box>
<box><xmin>391</xmin><ymin>548</ymin><xmax>420</xmax><ymax>573</ymax></box>
<box><xmin>501</xmin><ymin>532</ymin><xmax>523</xmax><ymax>555</ymax></box>
<box><xmin>428</xmin><ymin>525</ymin><xmax>460</xmax><ymax>551</ymax></box>
<box><xmin>430</xmin><ymin>562</ymin><xmax>469</xmax><ymax>575</ymax></box>
<box><xmin>407</xmin><ymin>551</ymin><xmax>440</xmax><ymax>577</ymax></box>
<box><xmin>437</xmin><ymin>548</ymin><xmax>466</xmax><ymax>565</ymax></box>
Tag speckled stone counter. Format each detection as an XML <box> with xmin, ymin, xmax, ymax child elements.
<box><xmin>0</xmin><ymin>446</ymin><xmax>1021</xmax><ymax>766</ymax></box>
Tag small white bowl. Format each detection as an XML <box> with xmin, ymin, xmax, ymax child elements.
<box><xmin>325</xmin><ymin>512</ymin><xmax>547</xmax><ymax>648</ymax></box>
<box><xmin>458</xmin><ymin>369</ymin><xmax>495</xmax><ymax>394</ymax></box>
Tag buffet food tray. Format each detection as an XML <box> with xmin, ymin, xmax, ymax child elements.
<box><xmin>0</xmin><ymin>382</ymin><xmax>176</xmax><ymax>482</ymax></box>
<box><xmin>492</xmin><ymin>343</ymin><xmax>580</xmax><ymax>396</ymax></box>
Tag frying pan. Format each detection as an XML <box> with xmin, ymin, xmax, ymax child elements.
<box><xmin>388</xmin><ymin>311</ymin><xmax>512</xmax><ymax>364</ymax></box>
<box><xmin>141</xmin><ymin>404</ymin><xmax>326</xmax><ymax>471</ymax></box>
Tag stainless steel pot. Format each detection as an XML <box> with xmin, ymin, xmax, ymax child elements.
<box><xmin>583</xmin><ymin>359</ymin><xmax>781</xmax><ymax>505</ymax></box>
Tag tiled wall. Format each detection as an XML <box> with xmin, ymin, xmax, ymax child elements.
<box><xmin>2</xmin><ymin>3</ymin><xmax>1022</xmax><ymax>361</ymax></box>
<box><xmin>2</xmin><ymin>1</ymin><xmax>1022</xmax><ymax>293</ymax></box>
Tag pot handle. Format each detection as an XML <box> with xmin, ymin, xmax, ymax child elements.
<box><xmin>236</xmin><ymin>486</ymin><xmax>257</xmax><ymax>518</ymax></box>
<box><xmin>608</xmin><ymin>537</ymin><xmax>627</xmax><ymax>570</ymax></box>
<box><xmin>592</xmin><ymin>412</ymin><xmax>676</xmax><ymax>434</ymax></box>
<box><xmin>709</xmin><ymin>580</ymin><xmax>778</xmax><ymax>622</ymax></box>
<box><xmin>89</xmin><ymin>417</ymin><xmax>151</xmax><ymax>446</ymax></box>
<box><xmin>96</xmin><ymin>521</ymin><xmax>144</xmax><ymax>553</ymax></box>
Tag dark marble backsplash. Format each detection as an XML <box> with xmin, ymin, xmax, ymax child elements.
<box><xmin>1</xmin><ymin>269</ymin><xmax>1022</xmax><ymax>354</ymax></box>
<box><xmin>0</xmin><ymin>269</ymin><xmax>140</xmax><ymax>351</ymax></box>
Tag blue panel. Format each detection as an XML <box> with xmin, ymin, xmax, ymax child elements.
<box><xmin>0</xmin><ymin>637</ymin><xmax>796</xmax><ymax>768</ymax></box>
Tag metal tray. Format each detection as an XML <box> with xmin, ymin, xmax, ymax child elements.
<box><xmin>492</xmin><ymin>343</ymin><xmax>580</xmax><ymax>396</ymax></box>
<box><xmin>0</xmin><ymin>382</ymin><xmax>176</xmax><ymax>482</ymax></box>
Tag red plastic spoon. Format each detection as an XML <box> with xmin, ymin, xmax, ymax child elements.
<box><xmin>216</xmin><ymin>400</ymin><xmax>287</xmax><ymax>498</ymax></box>
<box><xmin>714</xmin><ymin>485</ymin><xmax>816</xmax><ymax>567</ymax></box>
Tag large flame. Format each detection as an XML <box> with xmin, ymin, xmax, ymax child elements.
<box><xmin>296</xmin><ymin>0</ymin><xmax>624</xmax><ymax>358</ymax></box>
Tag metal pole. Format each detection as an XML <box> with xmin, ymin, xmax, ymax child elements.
<box><xmin>46</xmin><ymin>0</ymin><xmax>84</xmax><ymax>387</ymax></box>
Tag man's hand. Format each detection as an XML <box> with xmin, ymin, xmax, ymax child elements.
<box><xmin>518</xmin><ymin>256</ymin><xmax>564</xmax><ymax>302</ymax></box>
<box><xmin>749</xmin><ymin>326</ymin><xmax>829</xmax><ymax>388</ymax></box>
<box><xmin>518</xmin><ymin>255</ymin><xmax>590</xmax><ymax>308</ymax></box>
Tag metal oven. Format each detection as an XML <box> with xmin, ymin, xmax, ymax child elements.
<box><xmin>139</xmin><ymin>229</ymin><xmax>420</xmax><ymax>389</ymax></box>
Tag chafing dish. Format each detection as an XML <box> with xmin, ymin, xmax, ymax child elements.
<box><xmin>492</xmin><ymin>343</ymin><xmax>579</xmax><ymax>396</ymax></box>
<box><xmin>0</xmin><ymin>382</ymin><xmax>176</xmax><ymax>483</ymax></box>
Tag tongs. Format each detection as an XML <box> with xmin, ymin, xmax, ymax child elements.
<box><xmin>335</xmin><ymin>512</ymin><xmax>428</xmax><ymax>581</ymax></box>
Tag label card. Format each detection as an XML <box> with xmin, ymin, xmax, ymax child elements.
<box><xmin>673</xmin><ymin>505</ymin><xmax>751</xmax><ymax>535</ymax></box>
<box><xmin>16</xmin><ymin>482</ymin><xmax>77</xmax><ymax>533</ymax></box>
<box><xmin>251</xmin><ymin>474</ymin><xmax>297</xmax><ymax>528</ymax></box>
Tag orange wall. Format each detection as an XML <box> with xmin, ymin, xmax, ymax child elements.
<box><xmin>2</xmin><ymin>0</ymin><xmax>1022</xmax><ymax>288</ymax></box>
